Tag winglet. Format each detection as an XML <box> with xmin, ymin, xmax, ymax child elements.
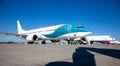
<box><xmin>17</xmin><ymin>20</ymin><xmax>25</xmax><ymax>34</ymax></box>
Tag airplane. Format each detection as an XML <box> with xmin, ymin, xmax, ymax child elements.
<box><xmin>0</xmin><ymin>20</ymin><xmax>92</xmax><ymax>44</ymax></box>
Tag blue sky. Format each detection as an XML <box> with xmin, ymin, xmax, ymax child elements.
<box><xmin>0</xmin><ymin>0</ymin><xmax>120</xmax><ymax>42</ymax></box>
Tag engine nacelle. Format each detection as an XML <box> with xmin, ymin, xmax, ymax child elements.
<box><xmin>26</xmin><ymin>35</ymin><xmax>38</xmax><ymax>41</ymax></box>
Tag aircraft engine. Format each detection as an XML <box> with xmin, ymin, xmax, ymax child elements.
<box><xmin>26</xmin><ymin>35</ymin><xmax>38</xmax><ymax>41</ymax></box>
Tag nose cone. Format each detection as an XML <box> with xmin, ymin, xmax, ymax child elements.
<box><xmin>84</xmin><ymin>28</ymin><xmax>92</xmax><ymax>35</ymax></box>
<box><xmin>87</xmin><ymin>32</ymin><xmax>92</xmax><ymax>35</ymax></box>
<box><xmin>84</xmin><ymin>28</ymin><xmax>92</xmax><ymax>32</ymax></box>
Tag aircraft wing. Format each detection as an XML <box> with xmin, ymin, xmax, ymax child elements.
<box><xmin>0</xmin><ymin>32</ymin><xmax>27</xmax><ymax>37</ymax></box>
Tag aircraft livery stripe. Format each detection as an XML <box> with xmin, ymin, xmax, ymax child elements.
<box><xmin>43</xmin><ymin>24</ymin><xmax>91</xmax><ymax>38</ymax></box>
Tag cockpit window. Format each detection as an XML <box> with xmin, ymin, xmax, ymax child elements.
<box><xmin>76</xmin><ymin>26</ymin><xmax>84</xmax><ymax>28</ymax></box>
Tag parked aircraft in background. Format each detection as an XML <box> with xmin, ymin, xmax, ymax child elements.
<box><xmin>0</xmin><ymin>20</ymin><xmax>92</xmax><ymax>44</ymax></box>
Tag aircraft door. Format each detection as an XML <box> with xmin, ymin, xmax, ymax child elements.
<box><xmin>67</xmin><ymin>25</ymin><xmax>72</xmax><ymax>41</ymax></box>
<box><xmin>68</xmin><ymin>25</ymin><xmax>72</xmax><ymax>33</ymax></box>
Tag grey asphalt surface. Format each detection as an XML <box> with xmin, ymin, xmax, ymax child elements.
<box><xmin>0</xmin><ymin>44</ymin><xmax>120</xmax><ymax>66</ymax></box>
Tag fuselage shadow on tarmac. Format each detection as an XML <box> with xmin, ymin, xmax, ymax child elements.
<box><xmin>45</xmin><ymin>47</ymin><xmax>120</xmax><ymax>66</ymax></box>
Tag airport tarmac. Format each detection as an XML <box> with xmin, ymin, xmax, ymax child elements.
<box><xmin>0</xmin><ymin>44</ymin><xmax>120</xmax><ymax>66</ymax></box>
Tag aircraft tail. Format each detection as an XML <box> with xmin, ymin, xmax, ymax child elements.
<box><xmin>17</xmin><ymin>20</ymin><xmax>25</xmax><ymax>34</ymax></box>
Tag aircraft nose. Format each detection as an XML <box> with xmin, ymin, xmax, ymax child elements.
<box><xmin>84</xmin><ymin>28</ymin><xmax>92</xmax><ymax>35</ymax></box>
<box><xmin>85</xmin><ymin>28</ymin><xmax>92</xmax><ymax>32</ymax></box>
<box><xmin>88</xmin><ymin>32</ymin><xmax>92</xmax><ymax>35</ymax></box>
